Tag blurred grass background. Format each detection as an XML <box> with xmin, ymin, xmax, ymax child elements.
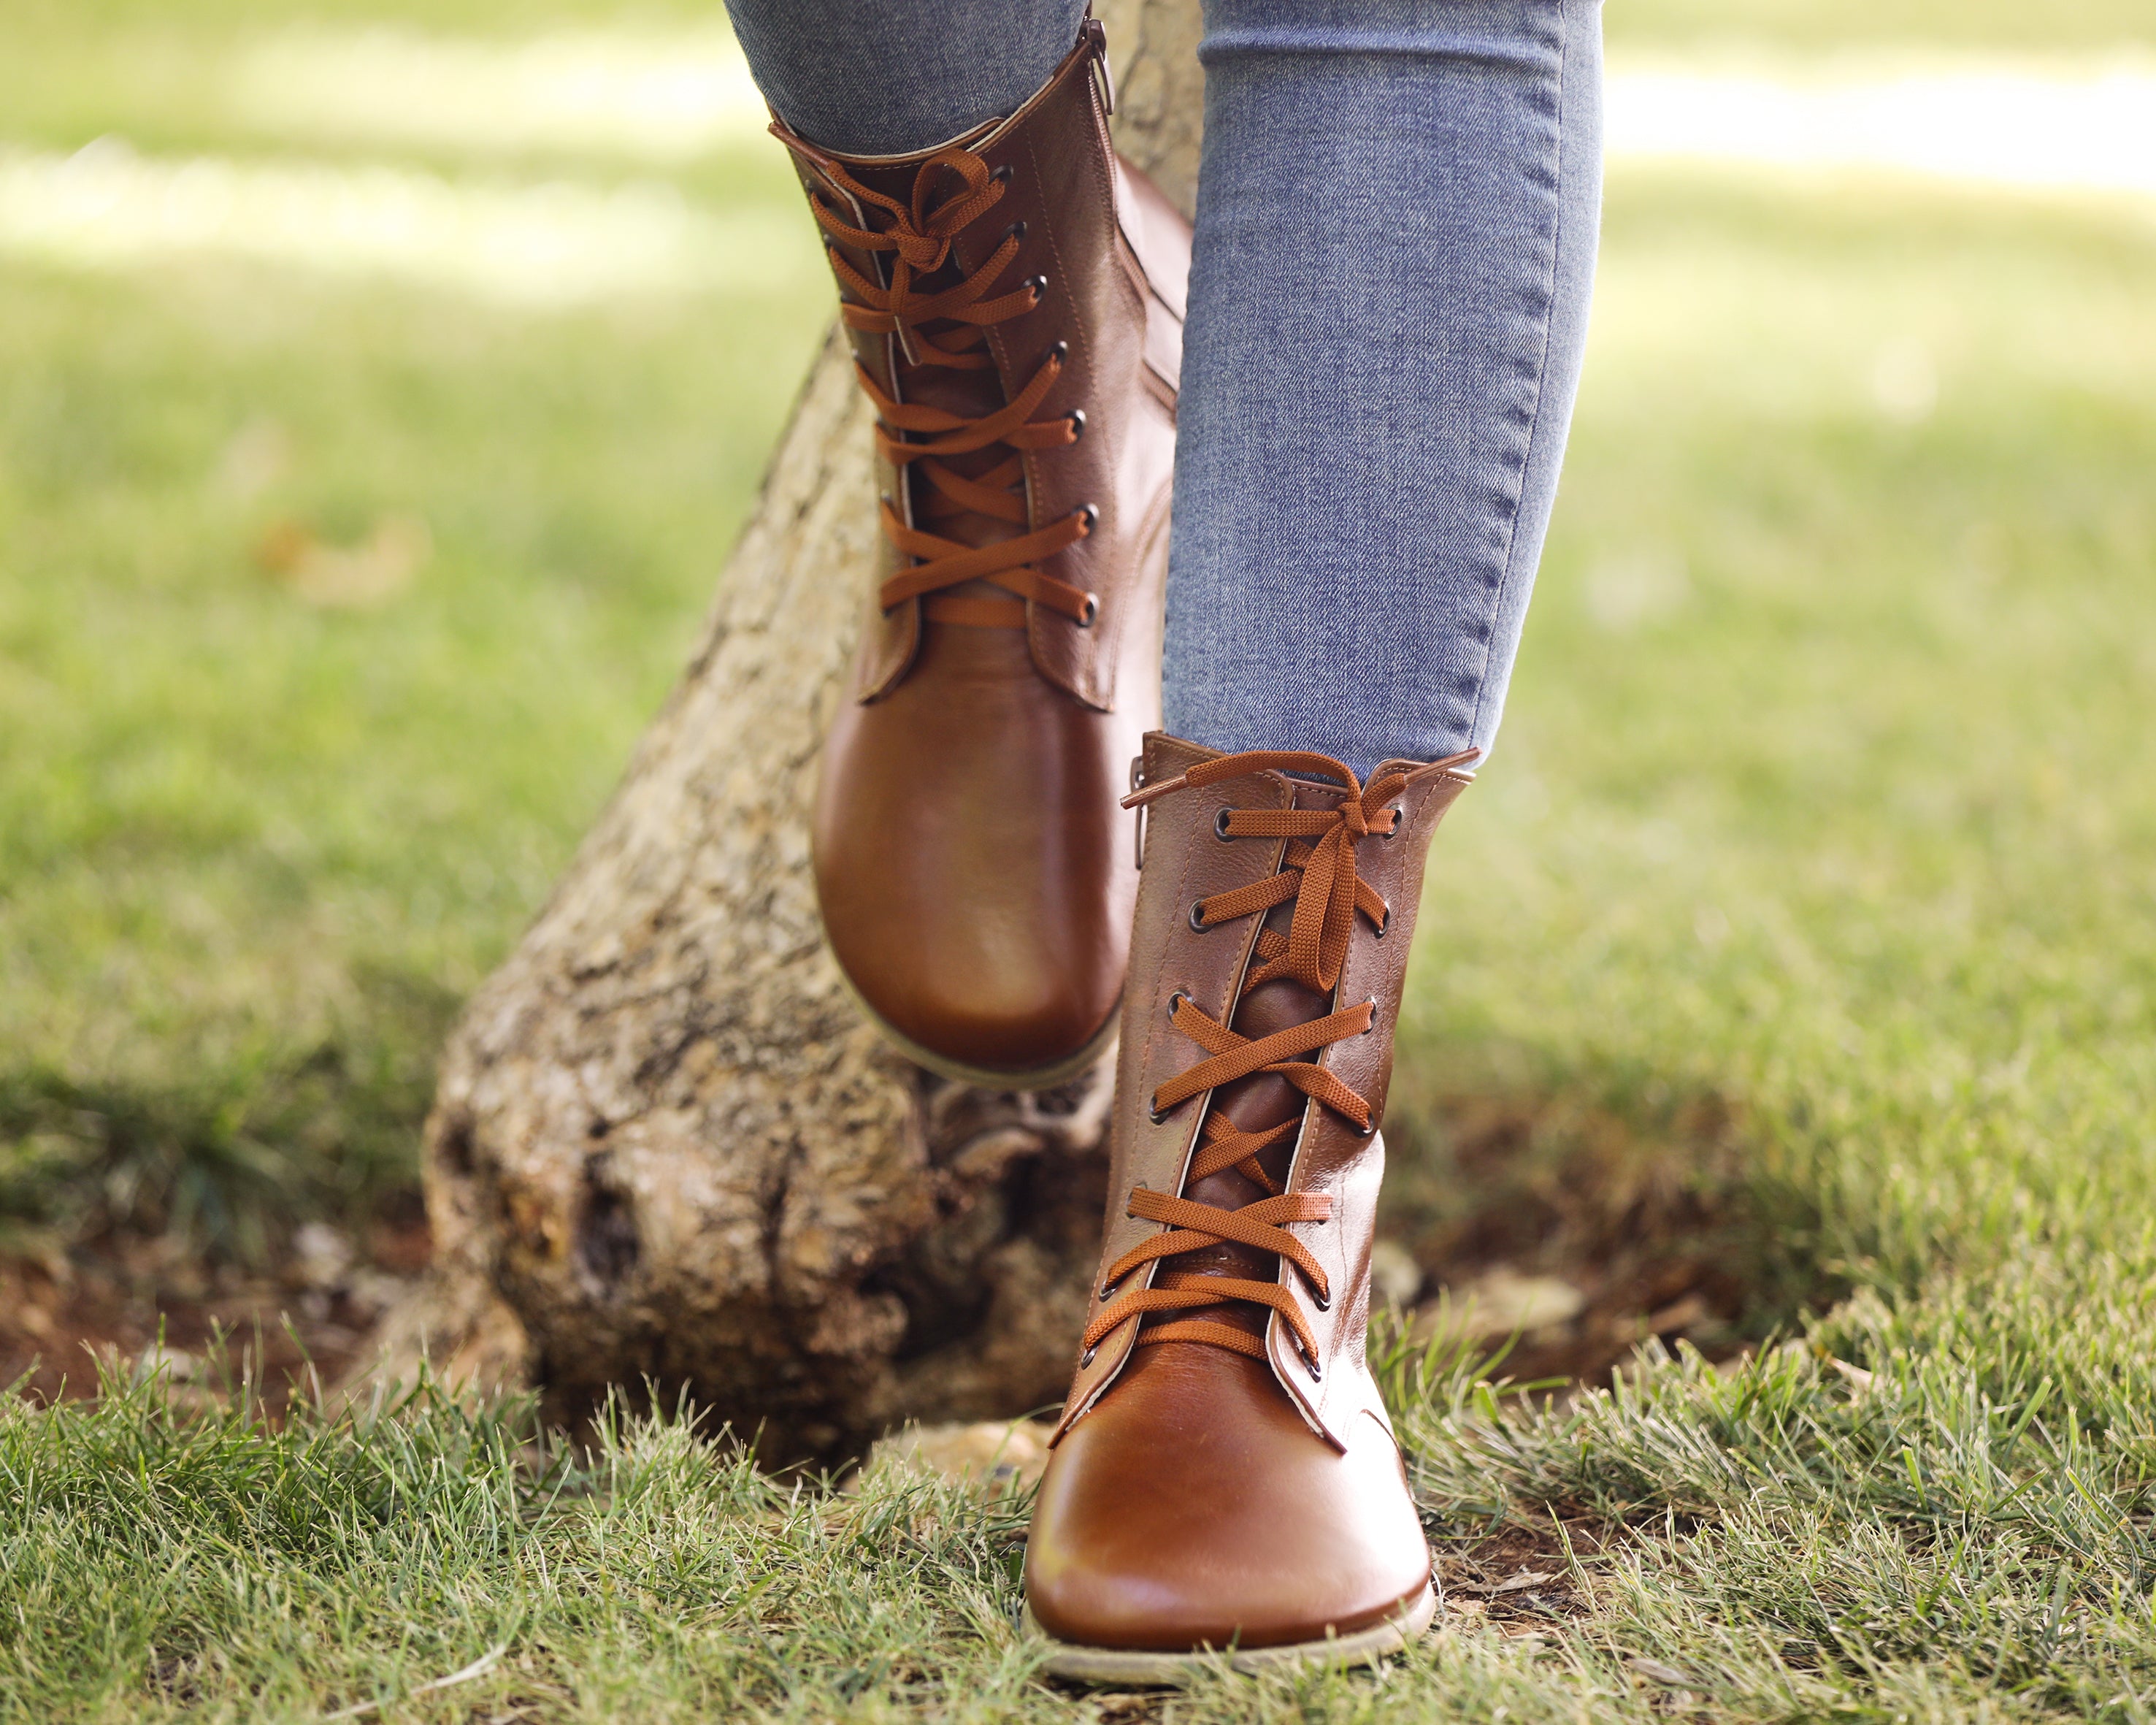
<box><xmin>0</xmin><ymin>1</ymin><xmax>830</xmax><ymax>1253</ymax></box>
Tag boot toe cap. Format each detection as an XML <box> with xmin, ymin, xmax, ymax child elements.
<box><xmin>811</xmin><ymin>658</ymin><xmax>1138</xmax><ymax>1082</ymax></box>
<box><xmin>1024</xmin><ymin>1347</ymin><xmax>1431</xmax><ymax>1653</ymax></box>
<box><xmin>832</xmin><ymin>928</ymin><xmax>1119</xmax><ymax>1080</ymax></box>
<box><xmin>814</xmin><ymin>836</ymin><xmax>1123</xmax><ymax>1077</ymax></box>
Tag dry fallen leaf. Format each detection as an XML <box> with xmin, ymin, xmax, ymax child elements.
<box><xmin>258</xmin><ymin>513</ymin><xmax>430</xmax><ymax>609</ymax></box>
<box><xmin>1450</xmin><ymin>1568</ymin><xmax>1562</xmax><ymax>1596</ymax></box>
<box><xmin>861</xmin><ymin>1419</ymin><xmax>1055</xmax><ymax>1491</ymax></box>
<box><xmin>1412</xmin><ymin>1270</ymin><xmax>1586</xmax><ymax>1345</ymax></box>
<box><xmin>1831</xmin><ymin>1357</ymin><xmax>1876</xmax><ymax>1391</ymax></box>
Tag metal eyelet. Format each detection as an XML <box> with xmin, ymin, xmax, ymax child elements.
<box><xmin>1213</xmin><ymin>808</ymin><xmax>1235</xmax><ymax>841</ymax></box>
<box><xmin>1148</xmin><ymin>1104</ymin><xmax>1170</xmax><ymax>1125</ymax></box>
<box><xmin>1099</xmin><ymin>1282</ymin><xmax>1117</xmax><ymax>1301</ymax></box>
<box><xmin>1067</xmin><ymin>408</ymin><xmax>1086</xmax><ymax>441</ymax></box>
<box><xmin>1047</xmin><ymin>337</ymin><xmax>1069</xmax><ymax>364</ymax></box>
<box><xmin>1381</xmin><ymin>809</ymin><xmax>1403</xmax><ymax>839</ymax></box>
<box><xmin>1002</xmin><ymin>219</ymin><xmax>1027</xmax><ymax>242</ymax></box>
<box><xmin>1024</xmin><ymin>272</ymin><xmax>1048</xmax><ymax>299</ymax></box>
<box><xmin>1076</xmin><ymin>593</ymin><xmax>1098</xmax><ymax>627</ymax></box>
<box><xmin>991</xmin><ymin>164</ymin><xmax>1014</xmax><ymax>185</ymax></box>
<box><xmin>1311</xmin><ymin>1288</ymin><xmax>1332</xmax><ymax>1312</ymax></box>
<box><xmin>1189</xmin><ymin>901</ymin><xmax>1211</xmax><ymax>933</ymax></box>
<box><xmin>1359</xmin><ymin>1001</ymin><xmax>1378</xmax><ymax>1034</ymax></box>
<box><xmin>1167</xmin><ymin>989</ymin><xmax>1190</xmax><ymax>1021</ymax></box>
<box><xmin>1077</xmin><ymin>502</ymin><xmax>1100</xmax><ymax>532</ymax></box>
<box><xmin>1305</xmin><ymin>1351</ymin><xmax>1323</xmax><ymax>1381</ymax></box>
<box><xmin>1080</xmin><ymin>1345</ymin><xmax>1097</xmax><ymax>1366</ymax></box>
<box><xmin>1373</xmin><ymin>901</ymin><xmax>1391</xmax><ymax>938</ymax></box>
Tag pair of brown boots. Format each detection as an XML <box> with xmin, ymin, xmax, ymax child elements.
<box><xmin>778</xmin><ymin>22</ymin><xmax>1473</xmax><ymax>1681</ymax></box>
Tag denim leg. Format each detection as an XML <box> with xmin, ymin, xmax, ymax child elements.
<box><xmin>724</xmin><ymin>0</ymin><xmax>1089</xmax><ymax>155</ymax></box>
<box><xmin>1162</xmin><ymin>0</ymin><xmax>1604</xmax><ymax>776</ymax></box>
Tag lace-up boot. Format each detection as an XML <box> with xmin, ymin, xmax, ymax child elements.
<box><xmin>1023</xmin><ymin>732</ymin><xmax>1478</xmax><ymax>1680</ymax></box>
<box><xmin>773</xmin><ymin>20</ymin><xmax>1190</xmax><ymax>1087</ymax></box>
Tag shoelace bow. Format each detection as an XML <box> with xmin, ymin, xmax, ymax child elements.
<box><xmin>797</xmin><ymin>144</ymin><xmax>1095</xmax><ymax>632</ymax></box>
<box><xmin>1081</xmin><ymin>749</ymin><xmax>1476</xmax><ymax>1372</ymax></box>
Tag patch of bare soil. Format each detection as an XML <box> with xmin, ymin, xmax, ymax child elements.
<box><xmin>0</xmin><ymin>1084</ymin><xmax>1787</xmax><ymax>1420</ymax></box>
<box><xmin>0</xmin><ymin>1207</ymin><xmax>430</xmax><ymax>1410</ymax></box>
<box><xmin>1435</xmin><ymin>1519</ymin><xmax>1604</xmax><ymax>1637</ymax></box>
<box><xmin>1380</xmin><ymin>1087</ymin><xmax>1781</xmax><ymax>1387</ymax></box>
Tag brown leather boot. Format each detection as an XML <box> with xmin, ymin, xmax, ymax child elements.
<box><xmin>773</xmin><ymin>21</ymin><xmax>1189</xmax><ymax>1088</ymax></box>
<box><xmin>1023</xmin><ymin>733</ymin><xmax>1478</xmax><ymax>1680</ymax></box>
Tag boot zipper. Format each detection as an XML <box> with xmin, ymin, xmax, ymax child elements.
<box><xmin>1083</xmin><ymin>16</ymin><xmax>1117</xmax><ymax>117</ymax></box>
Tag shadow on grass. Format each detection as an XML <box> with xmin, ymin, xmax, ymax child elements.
<box><xmin>1381</xmin><ymin>1055</ymin><xmax>1838</xmax><ymax>1388</ymax></box>
<box><xmin>1</xmin><ymin>1004</ymin><xmax>1846</xmax><ymax>1449</ymax></box>
<box><xmin>0</xmin><ymin>966</ymin><xmax>456</xmax><ymax>1401</ymax></box>
<box><xmin>0</xmin><ymin>965</ymin><xmax>457</xmax><ymax>1263</ymax></box>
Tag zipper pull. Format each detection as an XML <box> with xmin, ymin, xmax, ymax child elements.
<box><xmin>1129</xmin><ymin>757</ymin><xmax>1147</xmax><ymax>868</ymax></box>
<box><xmin>1083</xmin><ymin>16</ymin><xmax>1116</xmax><ymax>116</ymax></box>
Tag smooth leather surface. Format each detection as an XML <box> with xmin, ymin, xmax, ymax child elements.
<box><xmin>783</xmin><ymin>31</ymin><xmax>1189</xmax><ymax>1079</ymax></box>
<box><xmin>1027</xmin><ymin>731</ymin><xmax>1473</xmax><ymax>1651</ymax></box>
<box><xmin>1028</xmin><ymin>1344</ymin><xmax>1431</xmax><ymax>1651</ymax></box>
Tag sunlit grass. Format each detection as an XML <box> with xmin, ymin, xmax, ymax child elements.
<box><xmin>1403</xmin><ymin>179</ymin><xmax>2156</xmax><ymax>1280</ymax></box>
<box><xmin>0</xmin><ymin>142</ymin><xmax>813</xmax><ymax>305</ymax></box>
<box><xmin>0</xmin><ymin>191</ymin><xmax>825</xmax><ymax>1247</ymax></box>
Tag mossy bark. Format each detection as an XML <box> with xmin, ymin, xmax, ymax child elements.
<box><xmin>358</xmin><ymin>0</ymin><xmax>1203</xmax><ymax>1465</ymax></box>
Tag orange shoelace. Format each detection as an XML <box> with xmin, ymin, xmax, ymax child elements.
<box><xmin>1082</xmin><ymin>749</ymin><xmax>1477</xmax><ymax>1372</ymax></box>
<box><xmin>798</xmin><ymin>144</ymin><xmax>1095</xmax><ymax>632</ymax></box>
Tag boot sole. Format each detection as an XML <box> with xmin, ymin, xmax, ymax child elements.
<box><xmin>1021</xmin><ymin>1582</ymin><xmax>1438</xmax><ymax>1685</ymax></box>
<box><xmin>837</xmin><ymin>968</ymin><xmax>1121</xmax><ymax>1092</ymax></box>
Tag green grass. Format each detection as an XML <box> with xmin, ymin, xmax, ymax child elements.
<box><xmin>1400</xmin><ymin>178</ymin><xmax>2156</xmax><ymax>1287</ymax></box>
<box><xmin>0</xmin><ymin>83</ymin><xmax>828</xmax><ymax>1252</ymax></box>
<box><xmin>6</xmin><ymin>0</ymin><xmax>2156</xmax><ymax>1717</ymax></box>
<box><xmin>19</xmin><ymin>1323</ymin><xmax>2156</xmax><ymax>1721</ymax></box>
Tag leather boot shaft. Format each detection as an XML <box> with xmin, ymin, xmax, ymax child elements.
<box><xmin>779</xmin><ymin>28</ymin><xmax>1183</xmax><ymax>708</ymax></box>
<box><xmin>1062</xmin><ymin>733</ymin><xmax>1474</xmax><ymax>1440</ymax></box>
<box><xmin>776</xmin><ymin>23</ymin><xmax>1191</xmax><ymax>1085</ymax></box>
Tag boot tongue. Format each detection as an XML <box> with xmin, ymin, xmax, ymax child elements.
<box><xmin>1165</xmin><ymin>779</ymin><xmax>1346</xmax><ymax>1337</ymax></box>
<box><xmin>841</xmin><ymin>157</ymin><xmax>1024</xmax><ymax>567</ymax></box>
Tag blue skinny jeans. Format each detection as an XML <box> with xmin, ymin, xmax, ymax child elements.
<box><xmin>726</xmin><ymin>0</ymin><xmax>1603</xmax><ymax>777</ymax></box>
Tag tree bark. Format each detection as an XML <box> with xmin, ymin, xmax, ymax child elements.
<box><xmin>360</xmin><ymin>0</ymin><xmax>1205</xmax><ymax>1466</ymax></box>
